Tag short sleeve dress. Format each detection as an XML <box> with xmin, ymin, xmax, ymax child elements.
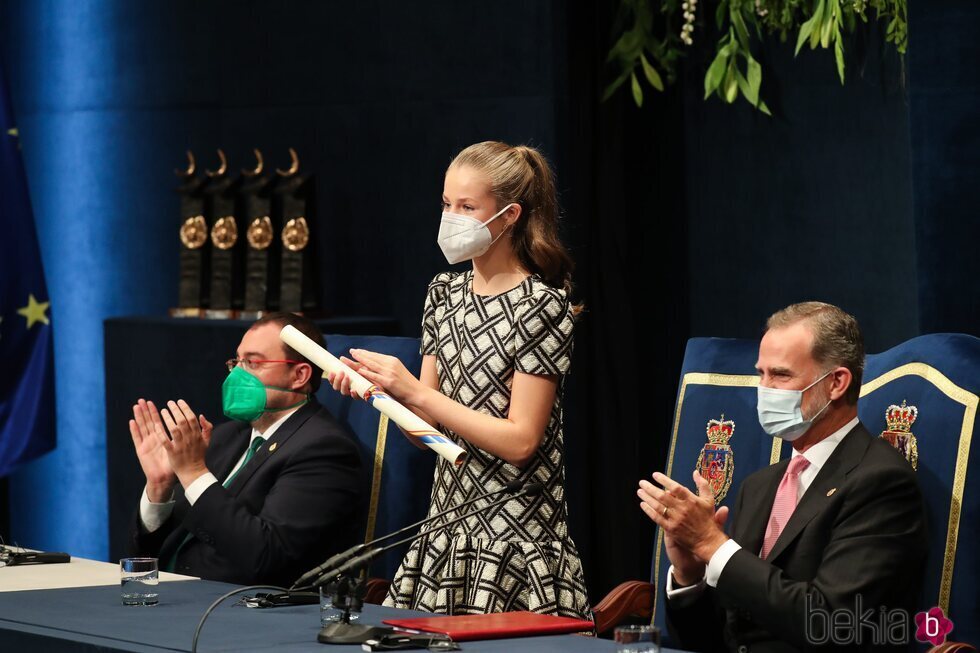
<box><xmin>383</xmin><ymin>270</ymin><xmax>590</xmax><ymax>619</ymax></box>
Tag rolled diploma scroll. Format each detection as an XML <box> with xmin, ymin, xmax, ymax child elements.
<box><xmin>279</xmin><ymin>325</ymin><xmax>467</xmax><ymax>467</ymax></box>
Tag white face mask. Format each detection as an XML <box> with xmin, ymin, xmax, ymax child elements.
<box><xmin>437</xmin><ymin>204</ymin><xmax>513</xmax><ymax>265</ymax></box>
<box><xmin>756</xmin><ymin>369</ymin><xmax>834</xmax><ymax>442</ymax></box>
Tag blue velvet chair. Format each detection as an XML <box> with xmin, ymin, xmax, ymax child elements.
<box><xmin>315</xmin><ymin>334</ymin><xmax>435</xmax><ymax>588</ymax></box>
<box><xmin>856</xmin><ymin>334</ymin><xmax>979</xmax><ymax>643</ymax></box>
<box><xmin>646</xmin><ymin>337</ymin><xmax>779</xmax><ymax>641</ymax></box>
<box><xmin>593</xmin><ymin>334</ymin><xmax>979</xmax><ymax>647</ymax></box>
<box><xmin>593</xmin><ymin>337</ymin><xmax>775</xmax><ymax>634</ymax></box>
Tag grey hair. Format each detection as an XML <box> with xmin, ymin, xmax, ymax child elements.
<box><xmin>766</xmin><ymin>302</ymin><xmax>865</xmax><ymax>404</ymax></box>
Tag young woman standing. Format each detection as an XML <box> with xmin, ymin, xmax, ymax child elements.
<box><xmin>330</xmin><ymin>141</ymin><xmax>589</xmax><ymax>619</ymax></box>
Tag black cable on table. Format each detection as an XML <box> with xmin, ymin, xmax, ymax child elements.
<box><xmin>191</xmin><ymin>584</ymin><xmax>289</xmax><ymax>653</ymax></box>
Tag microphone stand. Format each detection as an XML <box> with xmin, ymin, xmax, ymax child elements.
<box><xmin>315</xmin><ymin>483</ymin><xmax>544</xmax><ymax>645</ymax></box>
<box><xmin>292</xmin><ymin>479</ymin><xmax>527</xmax><ymax>590</ymax></box>
<box><xmin>316</xmin><ymin>575</ymin><xmax>380</xmax><ymax>645</ymax></box>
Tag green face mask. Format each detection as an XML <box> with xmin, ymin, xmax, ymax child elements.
<box><xmin>221</xmin><ymin>366</ymin><xmax>309</xmax><ymax>422</ymax></box>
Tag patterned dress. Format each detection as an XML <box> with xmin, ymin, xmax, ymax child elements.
<box><xmin>384</xmin><ymin>270</ymin><xmax>590</xmax><ymax>619</ymax></box>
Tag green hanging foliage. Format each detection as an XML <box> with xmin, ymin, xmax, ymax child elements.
<box><xmin>604</xmin><ymin>0</ymin><xmax>907</xmax><ymax>113</ymax></box>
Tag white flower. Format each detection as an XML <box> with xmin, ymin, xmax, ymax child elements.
<box><xmin>680</xmin><ymin>0</ymin><xmax>697</xmax><ymax>45</ymax></box>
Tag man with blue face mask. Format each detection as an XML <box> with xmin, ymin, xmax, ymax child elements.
<box><xmin>638</xmin><ymin>302</ymin><xmax>927</xmax><ymax>652</ymax></box>
<box><xmin>126</xmin><ymin>312</ymin><xmax>365</xmax><ymax>587</ymax></box>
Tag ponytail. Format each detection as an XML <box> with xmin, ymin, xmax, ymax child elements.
<box><xmin>449</xmin><ymin>141</ymin><xmax>583</xmax><ymax>316</ymax></box>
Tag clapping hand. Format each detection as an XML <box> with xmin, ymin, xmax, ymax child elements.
<box><xmin>130</xmin><ymin>398</ymin><xmax>214</xmax><ymax>492</ymax></box>
<box><xmin>130</xmin><ymin>399</ymin><xmax>176</xmax><ymax>502</ymax></box>
<box><xmin>638</xmin><ymin>470</ymin><xmax>730</xmax><ymax>585</ymax></box>
<box><xmin>157</xmin><ymin>399</ymin><xmax>214</xmax><ymax>489</ymax></box>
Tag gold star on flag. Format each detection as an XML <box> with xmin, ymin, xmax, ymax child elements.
<box><xmin>18</xmin><ymin>294</ymin><xmax>50</xmax><ymax>328</ymax></box>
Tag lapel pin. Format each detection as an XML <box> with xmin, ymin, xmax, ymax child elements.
<box><xmin>826</xmin><ymin>488</ymin><xmax>836</xmax><ymax>497</ymax></box>
<box><xmin>269</xmin><ymin>442</ymin><xmax>278</xmax><ymax>453</ymax></box>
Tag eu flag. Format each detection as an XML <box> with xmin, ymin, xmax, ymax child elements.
<box><xmin>0</xmin><ymin>61</ymin><xmax>55</xmax><ymax>477</ymax></box>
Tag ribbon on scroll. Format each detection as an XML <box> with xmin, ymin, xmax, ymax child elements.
<box><xmin>279</xmin><ymin>325</ymin><xmax>467</xmax><ymax>467</ymax></box>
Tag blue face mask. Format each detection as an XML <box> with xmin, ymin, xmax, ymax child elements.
<box><xmin>756</xmin><ymin>370</ymin><xmax>833</xmax><ymax>442</ymax></box>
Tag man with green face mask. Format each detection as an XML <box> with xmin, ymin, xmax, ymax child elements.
<box><xmin>126</xmin><ymin>312</ymin><xmax>365</xmax><ymax>587</ymax></box>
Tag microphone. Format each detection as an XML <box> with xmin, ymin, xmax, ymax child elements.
<box><xmin>0</xmin><ymin>550</ymin><xmax>71</xmax><ymax>568</ymax></box>
<box><xmin>312</xmin><ymin>481</ymin><xmax>545</xmax><ymax>586</ymax></box>
<box><xmin>292</xmin><ymin>478</ymin><xmax>529</xmax><ymax>589</ymax></box>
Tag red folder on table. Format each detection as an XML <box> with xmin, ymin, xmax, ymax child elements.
<box><xmin>383</xmin><ymin>611</ymin><xmax>595</xmax><ymax>641</ymax></box>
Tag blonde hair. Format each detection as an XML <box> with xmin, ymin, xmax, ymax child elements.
<box><xmin>766</xmin><ymin>302</ymin><xmax>865</xmax><ymax>404</ymax></box>
<box><xmin>450</xmin><ymin>141</ymin><xmax>582</xmax><ymax>315</ymax></box>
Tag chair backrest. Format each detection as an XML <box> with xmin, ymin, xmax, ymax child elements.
<box><xmin>650</xmin><ymin>334</ymin><xmax>980</xmax><ymax>645</ymax></box>
<box><xmin>316</xmin><ymin>334</ymin><xmax>435</xmax><ymax>581</ymax></box>
<box><xmin>649</xmin><ymin>337</ymin><xmax>772</xmax><ymax>639</ymax></box>
<box><xmin>855</xmin><ymin>334</ymin><xmax>978</xmax><ymax>642</ymax></box>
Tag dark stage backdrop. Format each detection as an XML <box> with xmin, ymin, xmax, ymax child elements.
<box><xmin>1</xmin><ymin>0</ymin><xmax>976</xmax><ymax>604</ymax></box>
<box><xmin>0</xmin><ymin>0</ymin><xmax>568</xmax><ymax>564</ymax></box>
<box><xmin>907</xmin><ymin>1</ymin><xmax>980</xmax><ymax>336</ymax></box>
<box><xmin>559</xmin><ymin>0</ymin><xmax>979</xmax><ymax>601</ymax></box>
<box><xmin>677</xmin><ymin>27</ymin><xmax>919</xmax><ymax>345</ymax></box>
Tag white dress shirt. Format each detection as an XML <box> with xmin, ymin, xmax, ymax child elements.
<box><xmin>666</xmin><ymin>416</ymin><xmax>859</xmax><ymax>602</ymax></box>
<box><xmin>139</xmin><ymin>407</ymin><xmax>301</xmax><ymax>533</ymax></box>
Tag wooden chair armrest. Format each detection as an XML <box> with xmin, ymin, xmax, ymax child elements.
<box><xmin>591</xmin><ymin>580</ymin><xmax>656</xmax><ymax>636</ymax></box>
<box><xmin>927</xmin><ymin>644</ymin><xmax>975</xmax><ymax>653</ymax></box>
<box><xmin>363</xmin><ymin>577</ymin><xmax>392</xmax><ymax>605</ymax></box>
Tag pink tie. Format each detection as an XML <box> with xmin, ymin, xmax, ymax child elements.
<box><xmin>760</xmin><ymin>455</ymin><xmax>811</xmax><ymax>560</ymax></box>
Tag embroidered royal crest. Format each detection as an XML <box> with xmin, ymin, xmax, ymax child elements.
<box><xmin>880</xmin><ymin>400</ymin><xmax>919</xmax><ymax>470</ymax></box>
<box><xmin>695</xmin><ymin>414</ymin><xmax>735</xmax><ymax>504</ymax></box>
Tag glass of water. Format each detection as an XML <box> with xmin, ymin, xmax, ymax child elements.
<box><xmin>120</xmin><ymin>557</ymin><xmax>159</xmax><ymax>606</ymax></box>
<box><xmin>319</xmin><ymin>585</ymin><xmax>360</xmax><ymax>625</ymax></box>
<box><xmin>614</xmin><ymin>624</ymin><xmax>660</xmax><ymax>653</ymax></box>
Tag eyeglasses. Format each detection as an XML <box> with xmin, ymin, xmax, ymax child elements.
<box><xmin>225</xmin><ymin>358</ymin><xmax>303</xmax><ymax>372</ymax></box>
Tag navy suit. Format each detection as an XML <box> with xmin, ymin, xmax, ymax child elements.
<box><xmin>129</xmin><ymin>398</ymin><xmax>365</xmax><ymax>587</ymax></box>
<box><xmin>667</xmin><ymin>422</ymin><xmax>928</xmax><ymax>652</ymax></box>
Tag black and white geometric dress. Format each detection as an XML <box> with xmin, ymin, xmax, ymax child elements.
<box><xmin>383</xmin><ymin>270</ymin><xmax>591</xmax><ymax>619</ymax></box>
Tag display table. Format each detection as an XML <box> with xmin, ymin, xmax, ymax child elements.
<box><xmin>0</xmin><ymin>553</ymin><xmax>194</xmax><ymax>593</ymax></box>
<box><xmin>0</xmin><ymin>578</ymin><xmax>679</xmax><ymax>652</ymax></box>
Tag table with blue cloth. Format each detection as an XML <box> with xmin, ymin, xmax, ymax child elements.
<box><xmin>0</xmin><ymin>578</ymin><xmax>684</xmax><ymax>652</ymax></box>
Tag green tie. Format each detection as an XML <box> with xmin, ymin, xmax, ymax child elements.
<box><xmin>223</xmin><ymin>437</ymin><xmax>266</xmax><ymax>488</ymax></box>
<box><xmin>163</xmin><ymin>437</ymin><xmax>266</xmax><ymax>573</ymax></box>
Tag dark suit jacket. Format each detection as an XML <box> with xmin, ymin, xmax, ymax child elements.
<box><xmin>667</xmin><ymin>422</ymin><xmax>928</xmax><ymax>652</ymax></box>
<box><xmin>129</xmin><ymin>398</ymin><xmax>366</xmax><ymax>587</ymax></box>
